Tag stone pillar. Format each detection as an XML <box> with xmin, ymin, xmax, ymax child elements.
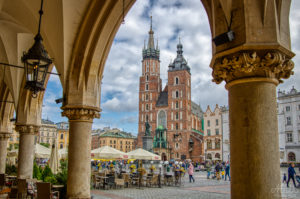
<box><xmin>62</xmin><ymin>107</ymin><xmax>100</xmax><ymax>199</ymax></box>
<box><xmin>16</xmin><ymin>125</ymin><xmax>39</xmax><ymax>179</ymax></box>
<box><xmin>212</xmin><ymin>51</ymin><xmax>294</xmax><ymax>199</ymax></box>
<box><xmin>0</xmin><ymin>133</ymin><xmax>11</xmax><ymax>173</ymax></box>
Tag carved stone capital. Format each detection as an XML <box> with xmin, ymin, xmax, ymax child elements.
<box><xmin>212</xmin><ymin>51</ymin><xmax>294</xmax><ymax>84</ymax></box>
<box><xmin>61</xmin><ymin>106</ymin><xmax>101</xmax><ymax>121</ymax></box>
<box><xmin>15</xmin><ymin>124</ymin><xmax>40</xmax><ymax>135</ymax></box>
<box><xmin>0</xmin><ymin>132</ymin><xmax>12</xmax><ymax>140</ymax></box>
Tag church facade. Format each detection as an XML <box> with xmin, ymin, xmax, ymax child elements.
<box><xmin>137</xmin><ymin>20</ymin><xmax>204</xmax><ymax>162</ymax></box>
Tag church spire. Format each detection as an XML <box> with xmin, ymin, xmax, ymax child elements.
<box><xmin>142</xmin><ymin>15</ymin><xmax>160</xmax><ymax>60</ymax></box>
<box><xmin>147</xmin><ymin>15</ymin><xmax>155</xmax><ymax>49</ymax></box>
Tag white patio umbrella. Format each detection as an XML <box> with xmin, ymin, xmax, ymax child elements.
<box><xmin>91</xmin><ymin>146</ymin><xmax>128</xmax><ymax>159</ymax></box>
<box><xmin>127</xmin><ymin>148</ymin><xmax>161</xmax><ymax>160</ymax></box>
<box><xmin>49</xmin><ymin>143</ymin><xmax>59</xmax><ymax>174</ymax></box>
<box><xmin>58</xmin><ymin>148</ymin><xmax>68</xmax><ymax>159</ymax></box>
<box><xmin>35</xmin><ymin>143</ymin><xmax>51</xmax><ymax>158</ymax></box>
<box><xmin>8</xmin><ymin>144</ymin><xmax>51</xmax><ymax>158</ymax></box>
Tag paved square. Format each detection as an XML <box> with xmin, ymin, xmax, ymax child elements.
<box><xmin>91</xmin><ymin>170</ymin><xmax>300</xmax><ymax>199</ymax></box>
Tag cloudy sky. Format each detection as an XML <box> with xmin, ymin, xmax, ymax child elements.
<box><xmin>43</xmin><ymin>0</ymin><xmax>300</xmax><ymax>135</ymax></box>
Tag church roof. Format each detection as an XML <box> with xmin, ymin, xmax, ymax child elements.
<box><xmin>191</xmin><ymin>101</ymin><xmax>203</xmax><ymax>118</ymax></box>
<box><xmin>168</xmin><ymin>39</ymin><xmax>190</xmax><ymax>73</ymax></box>
<box><xmin>156</xmin><ymin>91</ymin><xmax>168</xmax><ymax>107</ymax></box>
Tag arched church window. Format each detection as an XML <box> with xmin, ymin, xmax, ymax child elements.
<box><xmin>176</xmin><ymin>90</ymin><xmax>179</xmax><ymax>98</ymax></box>
<box><xmin>146</xmin><ymin>115</ymin><xmax>149</xmax><ymax>122</ymax></box>
<box><xmin>175</xmin><ymin>77</ymin><xmax>179</xmax><ymax>85</ymax></box>
<box><xmin>176</xmin><ymin>112</ymin><xmax>179</xmax><ymax>120</ymax></box>
<box><xmin>145</xmin><ymin>94</ymin><xmax>149</xmax><ymax>101</ymax></box>
<box><xmin>176</xmin><ymin>123</ymin><xmax>179</xmax><ymax>130</ymax></box>
<box><xmin>146</xmin><ymin>84</ymin><xmax>149</xmax><ymax>91</ymax></box>
<box><xmin>176</xmin><ymin>101</ymin><xmax>179</xmax><ymax>109</ymax></box>
<box><xmin>146</xmin><ymin>75</ymin><xmax>149</xmax><ymax>81</ymax></box>
<box><xmin>157</xmin><ymin>110</ymin><xmax>167</xmax><ymax>128</ymax></box>
<box><xmin>146</xmin><ymin>104</ymin><xmax>149</xmax><ymax>111</ymax></box>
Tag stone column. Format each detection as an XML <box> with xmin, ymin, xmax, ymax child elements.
<box><xmin>0</xmin><ymin>133</ymin><xmax>11</xmax><ymax>173</ymax></box>
<box><xmin>212</xmin><ymin>51</ymin><xmax>294</xmax><ymax>199</ymax></box>
<box><xmin>16</xmin><ymin>124</ymin><xmax>39</xmax><ymax>179</ymax></box>
<box><xmin>62</xmin><ymin>106</ymin><xmax>100</xmax><ymax>199</ymax></box>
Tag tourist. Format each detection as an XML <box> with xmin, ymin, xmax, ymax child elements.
<box><xmin>215</xmin><ymin>162</ymin><xmax>221</xmax><ymax>180</ymax></box>
<box><xmin>188</xmin><ymin>161</ymin><xmax>195</xmax><ymax>183</ymax></box>
<box><xmin>287</xmin><ymin>163</ymin><xmax>297</xmax><ymax>188</ymax></box>
<box><xmin>221</xmin><ymin>168</ymin><xmax>225</xmax><ymax>179</ymax></box>
<box><xmin>225</xmin><ymin>162</ymin><xmax>230</xmax><ymax>181</ymax></box>
<box><xmin>283</xmin><ymin>173</ymin><xmax>287</xmax><ymax>183</ymax></box>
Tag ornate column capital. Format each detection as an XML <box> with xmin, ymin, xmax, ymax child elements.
<box><xmin>212</xmin><ymin>51</ymin><xmax>294</xmax><ymax>85</ymax></box>
<box><xmin>0</xmin><ymin>132</ymin><xmax>12</xmax><ymax>140</ymax></box>
<box><xmin>61</xmin><ymin>106</ymin><xmax>101</xmax><ymax>122</ymax></box>
<box><xmin>15</xmin><ymin>124</ymin><xmax>40</xmax><ymax>135</ymax></box>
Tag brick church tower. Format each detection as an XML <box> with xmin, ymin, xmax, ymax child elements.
<box><xmin>166</xmin><ymin>39</ymin><xmax>192</xmax><ymax>160</ymax></box>
<box><xmin>137</xmin><ymin>17</ymin><xmax>161</xmax><ymax>147</ymax></box>
<box><xmin>137</xmin><ymin>19</ymin><xmax>204</xmax><ymax>162</ymax></box>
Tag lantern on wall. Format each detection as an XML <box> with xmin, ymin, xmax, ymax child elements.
<box><xmin>22</xmin><ymin>0</ymin><xmax>52</xmax><ymax>97</ymax></box>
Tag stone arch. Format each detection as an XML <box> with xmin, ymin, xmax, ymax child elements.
<box><xmin>288</xmin><ymin>152</ymin><xmax>296</xmax><ymax>162</ymax></box>
<box><xmin>207</xmin><ymin>153</ymin><xmax>212</xmax><ymax>160</ymax></box>
<box><xmin>215</xmin><ymin>153</ymin><xmax>220</xmax><ymax>159</ymax></box>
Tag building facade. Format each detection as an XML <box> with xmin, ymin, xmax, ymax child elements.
<box><xmin>277</xmin><ymin>87</ymin><xmax>300</xmax><ymax>162</ymax></box>
<box><xmin>38</xmin><ymin>119</ymin><xmax>57</xmax><ymax>146</ymax></box>
<box><xmin>7</xmin><ymin>122</ymin><xmax>19</xmax><ymax>149</ymax></box>
<box><xmin>56</xmin><ymin>122</ymin><xmax>69</xmax><ymax>149</ymax></box>
<box><xmin>137</xmin><ymin>20</ymin><xmax>204</xmax><ymax>162</ymax></box>
<box><xmin>221</xmin><ymin>106</ymin><xmax>230</xmax><ymax>162</ymax></box>
<box><xmin>203</xmin><ymin>105</ymin><xmax>223</xmax><ymax>162</ymax></box>
<box><xmin>95</xmin><ymin>129</ymin><xmax>137</xmax><ymax>153</ymax></box>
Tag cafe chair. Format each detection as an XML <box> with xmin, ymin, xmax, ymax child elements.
<box><xmin>36</xmin><ymin>182</ymin><xmax>59</xmax><ymax>199</ymax></box>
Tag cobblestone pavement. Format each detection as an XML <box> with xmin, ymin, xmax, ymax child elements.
<box><xmin>91</xmin><ymin>170</ymin><xmax>300</xmax><ymax>199</ymax></box>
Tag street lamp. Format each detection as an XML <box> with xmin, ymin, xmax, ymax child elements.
<box><xmin>22</xmin><ymin>0</ymin><xmax>52</xmax><ymax>97</ymax></box>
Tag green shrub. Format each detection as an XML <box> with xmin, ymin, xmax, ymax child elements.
<box><xmin>42</xmin><ymin>165</ymin><xmax>53</xmax><ymax>181</ymax></box>
<box><xmin>5</xmin><ymin>164</ymin><xmax>17</xmax><ymax>175</ymax></box>
<box><xmin>33</xmin><ymin>162</ymin><xmax>42</xmax><ymax>180</ymax></box>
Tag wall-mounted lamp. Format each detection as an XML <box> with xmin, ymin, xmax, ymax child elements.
<box><xmin>212</xmin><ymin>30</ymin><xmax>235</xmax><ymax>46</ymax></box>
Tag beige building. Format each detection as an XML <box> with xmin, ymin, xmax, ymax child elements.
<box><xmin>38</xmin><ymin>119</ymin><xmax>57</xmax><ymax>147</ymax></box>
<box><xmin>204</xmin><ymin>105</ymin><xmax>222</xmax><ymax>161</ymax></box>
<box><xmin>7</xmin><ymin>123</ymin><xmax>19</xmax><ymax>150</ymax></box>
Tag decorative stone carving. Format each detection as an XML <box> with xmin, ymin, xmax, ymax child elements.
<box><xmin>0</xmin><ymin>133</ymin><xmax>12</xmax><ymax>140</ymax></box>
<box><xmin>212</xmin><ymin>51</ymin><xmax>294</xmax><ymax>84</ymax></box>
<box><xmin>15</xmin><ymin>124</ymin><xmax>40</xmax><ymax>135</ymax></box>
<box><xmin>62</xmin><ymin>107</ymin><xmax>101</xmax><ymax>121</ymax></box>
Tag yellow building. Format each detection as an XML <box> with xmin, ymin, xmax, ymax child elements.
<box><xmin>92</xmin><ymin>129</ymin><xmax>136</xmax><ymax>153</ymax></box>
<box><xmin>56</xmin><ymin>122</ymin><xmax>69</xmax><ymax>149</ymax></box>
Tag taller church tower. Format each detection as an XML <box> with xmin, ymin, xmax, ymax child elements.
<box><xmin>137</xmin><ymin>17</ymin><xmax>161</xmax><ymax>147</ymax></box>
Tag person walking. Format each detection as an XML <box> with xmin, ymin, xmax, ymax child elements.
<box><xmin>287</xmin><ymin>163</ymin><xmax>297</xmax><ymax>188</ymax></box>
<box><xmin>188</xmin><ymin>161</ymin><xmax>195</xmax><ymax>183</ymax></box>
<box><xmin>283</xmin><ymin>173</ymin><xmax>287</xmax><ymax>183</ymax></box>
<box><xmin>215</xmin><ymin>163</ymin><xmax>221</xmax><ymax>180</ymax></box>
<box><xmin>225</xmin><ymin>162</ymin><xmax>230</xmax><ymax>181</ymax></box>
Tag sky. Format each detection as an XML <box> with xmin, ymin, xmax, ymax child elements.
<box><xmin>42</xmin><ymin>0</ymin><xmax>300</xmax><ymax>135</ymax></box>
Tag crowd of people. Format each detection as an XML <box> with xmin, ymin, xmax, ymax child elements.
<box><xmin>206</xmin><ymin>161</ymin><xmax>230</xmax><ymax>181</ymax></box>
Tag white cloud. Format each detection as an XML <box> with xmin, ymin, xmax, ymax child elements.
<box><xmin>43</xmin><ymin>0</ymin><xmax>300</xmax><ymax>134</ymax></box>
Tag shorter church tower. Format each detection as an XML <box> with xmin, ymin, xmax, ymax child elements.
<box><xmin>166</xmin><ymin>39</ymin><xmax>192</xmax><ymax>160</ymax></box>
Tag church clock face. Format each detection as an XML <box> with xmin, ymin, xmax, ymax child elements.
<box><xmin>157</xmin><ymin>110</ymin><xmax>167</xmax><ymax>128</ymax></box>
